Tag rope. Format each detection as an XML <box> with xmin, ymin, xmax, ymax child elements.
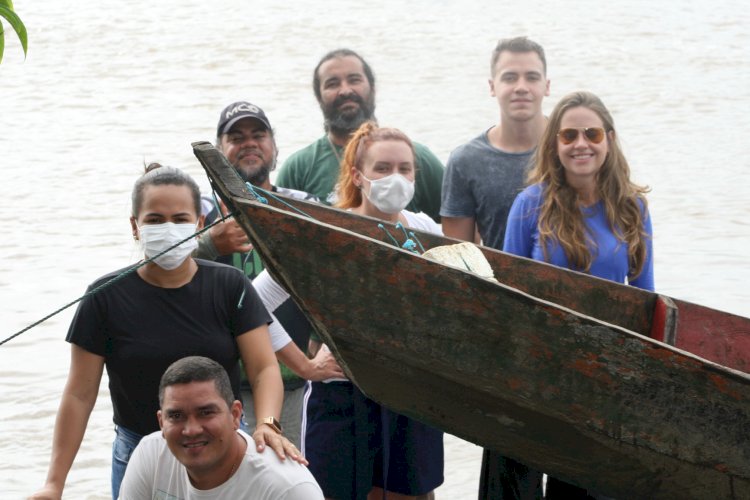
<box><xmin>3</xmin><ymin>185</ymin><xmax>425</xmax><ymax>345</ymax></box>
<box><xmin>379</xmin><ymin>222</ymin><xmax>426</xmax><ymax>255</ymax></box>
<box><xmin>0</xmin><ymin>212</ymin><xmax>234</xmax><ymax>347</ymax></box>
<box><xmin>244</xmin><ymin>183</ymin><xmax>314</xmax><ymax>219</ymax></box>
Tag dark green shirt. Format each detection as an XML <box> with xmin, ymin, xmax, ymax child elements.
<box><xmin>277</xmin><ymin>135</ymin><xmax>445</xmax><ymax>222</ymax></box>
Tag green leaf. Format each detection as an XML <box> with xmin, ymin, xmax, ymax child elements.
<box><xmin>0</xmin><ymin>25</ymin><xmax>4</xmax><ymax>64</ymax></box>
<box><xmin>0</xmin><ymin>4</ymin><xmax>27</xmax><ymax>58</ymax></box>
<box><xmin>0</xmin><ymin>1</ymin><xmax>15</xmax><ymax>11</ymax></box>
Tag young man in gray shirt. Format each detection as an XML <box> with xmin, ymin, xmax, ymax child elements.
<box><xmin>440</xmin><ymin>36</ymin><xmax>550</xmax><ymax>500</ymax></box>
<box><xmin>441</xmin><ymin>36</ymin><xmax>550</xmax><ymax>250</ymax></box>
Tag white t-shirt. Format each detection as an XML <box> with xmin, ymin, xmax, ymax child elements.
<box><xmin>119</xmin><ymin>429</ymin><xmax>323</xmax><ymax>500</ymax></box>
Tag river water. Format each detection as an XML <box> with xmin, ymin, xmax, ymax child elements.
<box><xmin>1</xmin><ymin>0</ymin><xmax>749</xmax><ymax>497</ymax></box>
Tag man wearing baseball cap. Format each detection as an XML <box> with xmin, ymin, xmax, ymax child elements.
<box><xmin>196</xmin><ymin>101</ymin><xmax>344</xmax><ymax>448</ymax></box>
<box><xmin>215</xmin><ymin>101</ymin><xmax>278</xmax><ymax>188</ymax></box>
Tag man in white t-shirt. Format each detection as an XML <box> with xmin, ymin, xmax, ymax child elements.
<box><xmin>119</xmin><ymin>356</ymin><xmax>323</xmax><ymax>499</ymax></box>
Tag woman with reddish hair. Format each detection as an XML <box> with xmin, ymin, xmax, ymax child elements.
<box><xmin>254</xmin><ymin>122</ymin><xmax>444</xmax><ymax>500</ymax></box>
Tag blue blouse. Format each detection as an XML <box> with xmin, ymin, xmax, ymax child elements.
<box><xmin>503</xmin><ymin>184</ymin><xmax>654</xmax><ymax>291</ymax></box>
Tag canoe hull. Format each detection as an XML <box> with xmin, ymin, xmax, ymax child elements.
<box><xmin>194</xmin><ymin>141</ymin><xmax>750</xmax><ymax>499</ymax></box>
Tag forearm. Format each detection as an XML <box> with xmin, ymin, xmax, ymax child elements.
<box><xmin>194</xmin><ymin>232</ymin><xmax>219</xmax><ymax>260</ymax></box>
<box><xmin>43</xmin><ymin>391</ymin><xmax>97</xmax><ymax>492</ymax></box>
<box><xmin>249</xmin><ymin>363</ymin><xmax>284</xmax><ymax>422</ymax></box>
<box><xmin>276</xmin><ymin>343</ymin><xmax>312</xmax><ymax>379</ymax></box>
<box><xmin>277</xmin><ymin>342</ymin><xmax>344</xmax><ymax>382</ymax></box>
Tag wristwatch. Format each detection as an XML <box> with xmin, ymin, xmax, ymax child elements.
<box><xmin>261</xmin><ymin>416</ymin><xmax>282</xmax><ymax>434</ymax></box>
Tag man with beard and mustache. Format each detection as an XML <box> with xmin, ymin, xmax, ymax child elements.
<box><xmin>195</xmin><ymin>101</ymin><xmax>345</xmax><ymax>448</ymax></box>
<box><xmin>276</xmin><ymin>48</ymin><xmax>444</xmax><ymax>222</ymax></box>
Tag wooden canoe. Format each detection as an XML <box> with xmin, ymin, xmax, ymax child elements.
<box><xmin>193</xmin><ymin>141</ymin><xmax>750</xmax><ymax>499</ymax></box>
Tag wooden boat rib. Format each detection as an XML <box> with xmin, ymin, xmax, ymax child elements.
<box><xmin>194</xmin><ymin>141</ymin><xmax>750</xmax><ymax>499</ymax></box>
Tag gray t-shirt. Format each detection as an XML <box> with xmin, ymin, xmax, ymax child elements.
<box><xmin>440</xmin><ymin>130</ymin><xmax>534</xmax><ymax>249</ymax></box>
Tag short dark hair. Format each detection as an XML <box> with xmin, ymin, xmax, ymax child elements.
<box><xmin>158</xmin><ymin>356</ymin><xmax>234</xmax><ymax>408</ymax></box>
<box><xmin>490</xmin><ymin>36</ymin><xmax>546</xmax><ymax>76</ymax></box>
<box><xmin>312</xmin><ymin>48</ymin><xmax>376</xmax><ymax>103</ymax></box>
<box><xmin>131</xmin><ymin>163</ymin><xmax>201</xmax><ymax>218</ymax></box>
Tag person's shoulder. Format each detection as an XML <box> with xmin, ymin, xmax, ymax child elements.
<box><xmin>139</xmin><ymin>430</ymin><xmax>167</xmax><ymax>448</ymax></box>
<box><xmin>195</xmin><ymin>258</ymin><xmax>247</xmax><ymax>279</ymax></box>
<box><xmin>128</xmin><ymin>430</ymin><xmax>169</xmax><ymax>463</ymax></box>
<box><xmin>88</xmin><ymin>265</ymin><xmax>140</xmax><ymax>288</ymax></box>
<box><xmin>446</xmin><ymin>130</ymin><xmax>493</xmax><ymax>163</ymax></box>
<box><xmin>238</xmin><ymin>429</ymin><xmax>321</xmax><ymax>489</ymax></box>
<box><xmin>412</xmin><ymin>141</ymin><xmax>444</xmax><ymax>168</ymax></box>
<box><xmin>518</xmin><ymin>183</ymin><xmax>544</xmax><ymax>200</ymax></box>
<box><xmin>403</xmin><ymin>211</ymin><xmax>442</xmax><ymax>235</ymax></box>
<box><xmin>510</xmin><ymin>184</ymin><xmax>544</xmax><ymax>212</ymax></box>
<box><xmin>282</xmin><ymin>136</ymin><xmax>327</xmax><ymax>165</ymax></box>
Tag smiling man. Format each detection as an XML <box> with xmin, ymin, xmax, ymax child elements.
<box><xmin>276</xmin><ymin>48</ymin><xmax>444</xmax><ymax>222</ymax></box>
<box><xmin>441</xmin><ymin>36</ymin><xmax>551</xmax><ymax>250</ymax></box>
<box><xmin>440</xmin><ymin>36</ymin><xmax>549</xmax><ymax>500</ymax></box>
<box><xmin>194</xmin><ymin>102</ymin><xmax>344</xmax><ymax>450</ymax></box>
<box><xmin>118</xmin><ymin>356</ymin><xmax>323</xmax><ymax>499</ymax></box>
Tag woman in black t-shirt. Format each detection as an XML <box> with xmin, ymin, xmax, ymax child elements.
<box><xmin>31</xmin><ymin>165</ymin><xmax>302</xmax><ymax>500</ymax></box>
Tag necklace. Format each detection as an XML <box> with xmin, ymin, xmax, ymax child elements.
<box><xmin>326</xmin><ymin>135</ymin><xmax>343</xmax><ymax>164</ymax></box>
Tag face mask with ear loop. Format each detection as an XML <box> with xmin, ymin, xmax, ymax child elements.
<box><xmin>362</xmin><ymin>173</ymin><xmax>415</xmax><ymax>214</ymax></box>
<box><xmin>137</xmin><ymin>222</ymin><xmax>199</xmax><ymax>270</ymax></box>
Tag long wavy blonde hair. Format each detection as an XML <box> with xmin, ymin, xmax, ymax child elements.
<box><xmin>335</xmin><ymin>121</ymin><xmax>416</xmax><ymax>209</ymax></box>
<box><xmin>528</xmin><ymin>91</ymin><xmax>650</xmax><ymax>278</ymax></box>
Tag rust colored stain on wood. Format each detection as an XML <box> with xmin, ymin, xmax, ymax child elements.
<box><xmin>708</xmin><ymin>372</ymin><xmax>743</xmax><ymax>400</ymax></box>
<box><xmin>193</xmin><ymin>141</ymin><xmax>750</xmax><ymax>500</ymax></box>
<box><xmin>570</xmin><ymin>353</ymin><xmax>612</xmax><ymax>383</ymax></box>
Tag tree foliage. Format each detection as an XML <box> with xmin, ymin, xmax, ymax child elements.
<box><xmin>0</xmin><ymin>0</ymin><xmax>28</xmax><ymax>63</ymax></box>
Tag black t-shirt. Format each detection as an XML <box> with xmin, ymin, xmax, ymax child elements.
<box><xmin>66</xmin><ymin>259</ymin><xmax>271</xmax><ymax>435</ymax></box>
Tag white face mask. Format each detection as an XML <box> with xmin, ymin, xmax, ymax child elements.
<box><xmin>137</xmin><ymin>222</ymin><xmax>198</xmax><ymax>270</ymax></box>
<box><xmin>362</xmin><ymin>173</ymin><xmax>415</xmax><ymax>214</ymax></box>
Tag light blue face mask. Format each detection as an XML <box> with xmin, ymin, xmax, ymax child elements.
<box><xmin>362</xmin><ymin>173</ymin><xmax>415</xmax><ymax>214</ymax></box>
<box><xmin>138</xmin><ymin>222</ymin><xmax>199</xmax><ymax>270</ymax></box>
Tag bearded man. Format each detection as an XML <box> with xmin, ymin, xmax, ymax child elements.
<box><xmin>276</xmin><ymin>48</ymin><xmax>444</xmax><ymax>222</ymax></box>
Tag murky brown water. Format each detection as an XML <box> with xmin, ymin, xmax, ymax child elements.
<box><xmin>2</xmin><ymin>0</ymin><xmax>749</xmax><ymax>497</ymax></box>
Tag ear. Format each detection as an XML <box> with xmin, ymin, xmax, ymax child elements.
<box><xmin>230</xmin><ymin>400</ymin><xmax>242</xmax><ymax>429</ymax></box>
<box><xmin>544</xmin><ymin>78</ymin><xmax>551</xmax><ymax>97</ymax></box>
<box><xmin>196</xmin><ymin>214</ymin><xmax>206</xmax><ymax>231</ymax></box>
<box><xmin>351</xmin><ymin>167</ymin><xmax>363</xmax><ymax>189</ymax></box>
<box><xmin>488</xmin><ymin>77</ymin><xmax>496</xmax><ymax>97</ymax></box>
<box><xmin>607</xmin><ymin>130</ymin><xmax>616</xmax><ymax>143</ymax></box>
<box><xmin>130</xmin><ymin>216</ymin><xmax>139</xmax><ymax>240</ymax></box>
<box><xmin>157</xmin><ymin>409</ymin><xmax>164</xmax><ymax>430</ymax></box>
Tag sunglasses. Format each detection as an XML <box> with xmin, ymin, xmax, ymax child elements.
<box><xmin>557</xmin><ymin>127</ymin><xmax>606</xmax><ymax>145</ymax></box>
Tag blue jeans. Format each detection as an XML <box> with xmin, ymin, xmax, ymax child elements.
<box><xmin>111</xmin><ymin>425</ymin><xmax>143</xmax><ymax>499</ymax></box>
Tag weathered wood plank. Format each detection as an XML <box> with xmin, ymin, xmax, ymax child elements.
<box><xmin>230</xmin><ymin>197</ymin><xmax>750</xmax><ymax>499</ymax></box>
<box><xmin>194</xmin><ymin>141</ymin><xmax>750</xmax><ymax>499</ymax></box>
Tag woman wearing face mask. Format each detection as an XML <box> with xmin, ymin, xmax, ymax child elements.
<box><xmin>504</xmin><ymin>91</ymin><xmax>653</xmax><ymax>498</ymax></box>
<box><xmin>31</xmin><ymin>164</ymin><xmax>299</xmax><ymax>500</ymax></box>
<box><xmin>253</xmin><ymin>122</ymin><xmax>444</xmax><ymax>500</ymax></box>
